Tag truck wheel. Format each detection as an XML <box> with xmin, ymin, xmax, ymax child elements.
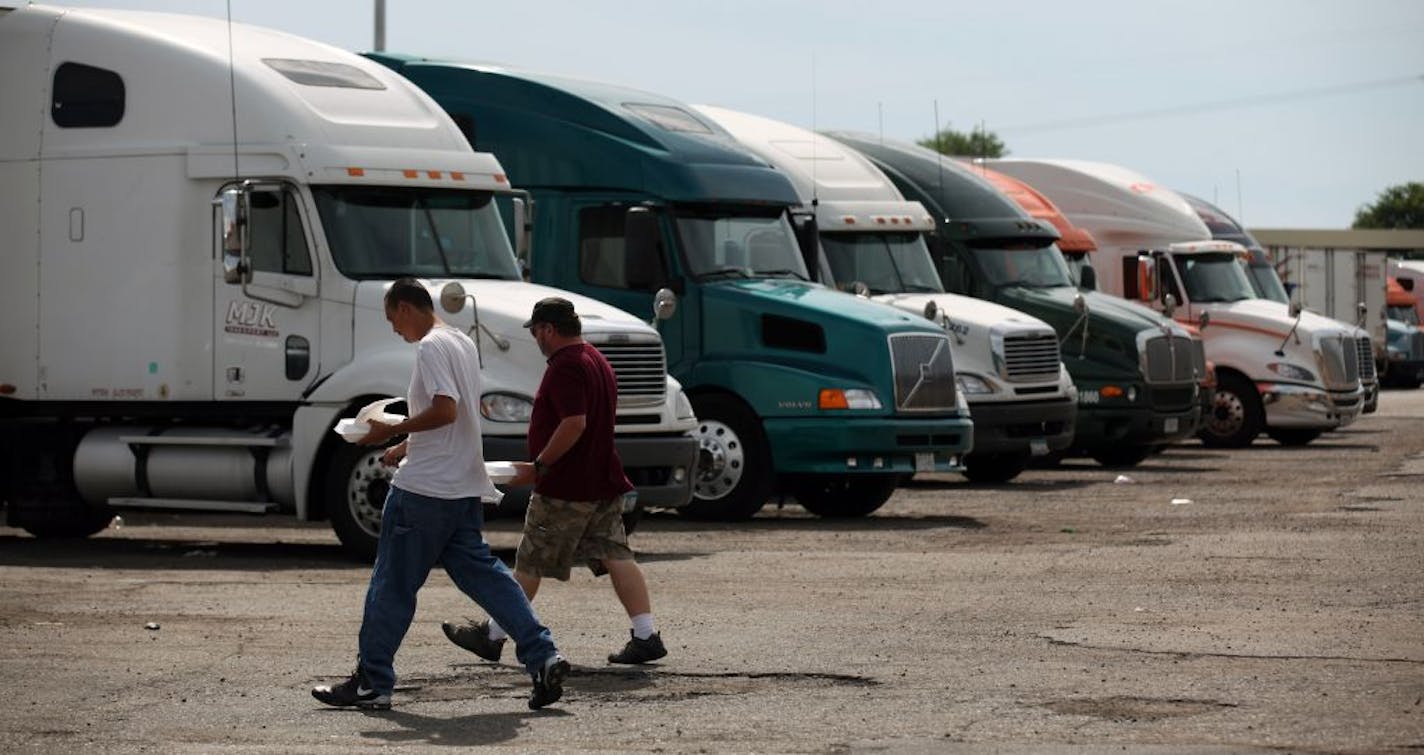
<box><xmin>1266</xmin><ymin>428</ymin><xmax>1322</xmax><ymax>446</ymax></box>
<box><xmin>324</xmin><ymin>443</ymin><xmax>392</xmax><ymax>562</ymax></box>
<box><xmin>679</xmin><ymin>394</ymin><xmax>773</xmax><ymax>521</ymax></box>
<box><xmin>791</xmin><ymin>474</ymin><xmax>899</xmax><ymax>518</ymax></box>
<box><xmin>8</xmin><ymin>488</ymin><xmax>114</xmax><ymax>539</ymax></box>
<box><xmin>1198</xmin><ymin>373</ymin><xmax>1262</xmax><ymax>448</ymax></box>
<box><xmin>1089</xmin><ymin>444</ymin><xmax>1156</xmax><ymax>468</ymax></box>
<box><xmin>961</xmin><ymin>452</ymin><xmax>1028</xmax><ymax>484</ymax></box>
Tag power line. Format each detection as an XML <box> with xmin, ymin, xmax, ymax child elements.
<box><xmin>999</xmin><ymin>74</ymin><xmax>1424</xmax><ymax>134</ymax></box>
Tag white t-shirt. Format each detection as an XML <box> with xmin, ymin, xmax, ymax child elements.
<box><xmin>391</xmin><ymin>324</ymin><xmax>501</xmax><ymax>501</ymax></box>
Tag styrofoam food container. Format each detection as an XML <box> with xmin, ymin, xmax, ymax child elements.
<box><xmin>485</xmin><ymin>461</ymin><xmax>519</xmax><ymax>483</ymax></box>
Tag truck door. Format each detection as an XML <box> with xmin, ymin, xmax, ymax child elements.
<box><xmin>572</xmin><ymin>203</ymin><xmax>691</xmax><ymax>371</ymax></box>
<box><xmin>213</xmin><ymin>184</ymin><xmax>323</xmax><ymax>400</ymax></box>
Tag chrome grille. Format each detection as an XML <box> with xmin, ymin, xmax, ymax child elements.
<box><xmin>1142</xmin><ymin>334</ymin><xmax>1195</xmax><ymax>384</ymax></box>
<box><xmin>1356</xmin><ymin>336</ymin><xmax>1376</xmax><ymax>382</ymax></box>
<box><xmin>1001</xmin><ymin>333</ymin><xmax>1061</xmax><ymax>383</ymax></box>
<box><xmin>1319</xmin><ymin>335</ymin><xmax>1359</xmax><ymax>389</ymax></box>
<box><xmin>590</xmin><ymin>337</ymin><xmax>667</xmax><ymax>409</ymax></box>
<box><xmin>889</xmin><ymin>333</ymin><xmax>957</xmax><ymax>412</ymax></box>
<box><xmin>1190</xmin><ymin>338</ymin><xmax>1208</xmax><ymax>383</ymax></box>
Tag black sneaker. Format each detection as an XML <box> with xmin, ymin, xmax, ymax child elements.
<box><xmin>608</xmin><ymin>631</ymin><xmax>667</xmax><ymax>664</ymax></box>
<box><xmin>442</xmin><ymin>618</ymin><xmax>505</xmax><ymax>662</ymax></box>
<box><xmin>528</xmin><ymin>654</ymin><xmax>570</xmax><ymax>710</ymax></box>
<box><xmin>312</xmin><ymin>667</ymin><xmax>391</xmax><ymax>710</ymax></box>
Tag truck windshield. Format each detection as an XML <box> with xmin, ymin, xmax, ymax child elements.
<box><xmin>1389</xmin><ymin>305</ymin><xmax>1420</xmax><ymax>326</ymax></box>
<box><xmin>313</xmin><ymin>186</ymin><xmax>521</xmax><ymax>280</ymax></box>
<box><xmin>820</xmin><ymin>232</ymin><xmax>943</xmax><ymax>294</ymax></box>
<box><xmin>1170</xmin><ymin>252</ymin><xmax>1256</xmax><ymax>303</ymax></box>
<box><xmin>968</xmin><ymin>243</ymin><xmax>1075</xmax><ymax>289</ymax></box>
<box><xmin>675</xmin><ymin>210</ymin><xmax>809</xmax><ymax>281</ymax></box>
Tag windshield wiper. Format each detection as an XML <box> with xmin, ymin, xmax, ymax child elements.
<box><xmin>755</xmin><ymin>268</ymin><xmax>809</xmax><ymax>281</ymax></box>
<box><xmin>698</xmin><ymin>267</ymin><xmax>753</xmax><ymax>280</ymax></box>
<box><xmin>900</xmin><ymin>284</ymin><xmax>943</xmax><ymax>293</ymax></box>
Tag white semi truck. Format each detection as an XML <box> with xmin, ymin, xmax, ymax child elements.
<box><xmin>693</xmin><ymin>105</ymin><xmax>1076</xmax><ymax>482</ymax></box>
<box><xmin>986</xmin><ymin>159</ymin><xmax>1365</xmax><ymax>448</ymax></box>
<box><xmin>0</xmin><ymin>5</ymin><xmax>698</xmax><ymax>559</ymax></box>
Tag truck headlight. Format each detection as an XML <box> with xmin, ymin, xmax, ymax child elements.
<box><xmin>956</xmin><ymin>374</ymin><xmax>995</xmax><ymax>395</ymax></box>
<box><xmin>480</xmin><ymin>393</ymin><xmax>534</xmax><ymax>422</ymax></box>
<box><xmin>674</xmin><ymin>389</ymin><xmax>696</xmax><ymax>420</ymax></box>
<box><xmin>1267</xmin><ymin>362</ymin><xmax>1315</xmax><ymax>382</ymax></box>
<box><xmin>819</xmin><ymin>388</ymin><xmax>882</xmax><ymax>410</ymax></box>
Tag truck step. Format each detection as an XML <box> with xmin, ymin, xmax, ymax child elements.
<box><xmin>106</xmin><ymin>497</ymin><xmax>277</xmax><ymax>514</ymax></box>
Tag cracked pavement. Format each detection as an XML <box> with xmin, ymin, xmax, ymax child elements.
<box><xmin>3</xmin><ymin>391</ymin><xmax>1423</xmax><ymax>753</ymax></box>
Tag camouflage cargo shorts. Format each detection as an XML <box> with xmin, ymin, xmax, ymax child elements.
<box><xmin>515</xmin><ymin>493</ymin><xmax>633</xmax><ymax>580</ymax></box>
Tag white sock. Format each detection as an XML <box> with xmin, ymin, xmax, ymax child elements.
<box><xmin>630</xmin><ymin>613</ymin><xmax>655</xmax><ymax>640</ymax></box>
<box><xmin>487</xmin><ymin>619</ymin><xmax>508</xmax><ymax>641</ymax></box>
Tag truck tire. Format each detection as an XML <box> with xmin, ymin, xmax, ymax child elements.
<box><xmin>324</xmin><ymin>442</ymin><xmax>393</xmax><ymax>562</ymax></box>
<box><xmin>8</xmin><ymin>488</ymin><xmax>114</xmax><ymax>539</ymax></box>
<box><xmin>1198</xmin><ymin>373</ymin><xmax>1263</xmax><ymax>449</ymax></box>
<box><xmin>791</xmin><ymin>474</ymin><xmax>899</xmax><ymax>518</ymax></box>
<box><xmin>679</xmin><ymin>394</ymin><xmax>772</xmax><ymax>521</ymax></box>
<box><xmin>961</xmin><ymin>452</ymin><xmax>1028</xmax><ymax>484</ymax></box>
<box><xmin>1266</xmin><ymin>428</ymin><xmax>1322</xmax><ymax>446</ymax></box>
<box><xmin>1089</xmin><ymin>444</ymin><xmax>1156</xmax><ymax>468</ymax></box>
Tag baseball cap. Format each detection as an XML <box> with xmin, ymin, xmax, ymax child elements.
<box><xmin>523</xmin><ymin>297</ymin><xmax>579</xmax><ymax>328</ymax></box>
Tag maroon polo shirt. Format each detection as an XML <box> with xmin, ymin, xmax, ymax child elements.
<box><xmin>528</xmin><ymin>342</ymin><xmax>634</xmax><ymax>501</ymax></box>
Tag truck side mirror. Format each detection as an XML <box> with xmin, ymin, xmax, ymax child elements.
<box><xmin>1079</xmin><ymin>265</ymin><xmax>1097</xmax><ymax>291</ymax></box>
<box><xmin>1163</xmin><ymin>292</ymin><xmax>1177</xmax><ymax>318</ymax></box>
<box><xmin>217</xmin><ymin>186</ymin><xmax>250</xmax><ymax>284</ymax></box>
<box><xmin>652</xmin><ymin>287</ymin><xmax>678</xmax><ymax>323</ymax></box>
<box><xmin>792</xmin><ymin>213</ymin><xmax>820</xmax><ymax>282</ymax></box>
<box><xmin>624</xmin><ymin>207</ymin><xmax>662</xmax><ymax>291</ymax></box>
<box><xmin>440</xmin><ymin>281</ymin><xmax>469</xmax><ymax>314</ymax></box>
<box><xmin>511</xmin><ymin>197</ymin><xmax>531</xmax><ymax>260</ymax></box>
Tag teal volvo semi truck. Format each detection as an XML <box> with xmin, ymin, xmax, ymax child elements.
<box><xmin>828</xmin><ymin>133</ymin><xmax>1201</xmax><ymax>466</ymax></box>
<box><xmin>369</xmin><ymin>56</ymin><xmax>974</xmax><ymax>519</ymax></box>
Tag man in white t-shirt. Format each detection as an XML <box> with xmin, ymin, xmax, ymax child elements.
<box><xmin>313</xmin><ymin>277</ymin><xmax>568</xmax><ymax>711</ymax></box>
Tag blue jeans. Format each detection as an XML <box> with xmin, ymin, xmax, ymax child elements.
<box><xmin>356</xmin><ymin>486</ymin><xmax>558</xmax><ymax>695</ymax></box>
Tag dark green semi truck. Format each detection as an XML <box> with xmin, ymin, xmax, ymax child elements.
<box><xmin>369</xmin><ymin>55</ymin><xmax>975</xmax><ymax>519</ymax></box>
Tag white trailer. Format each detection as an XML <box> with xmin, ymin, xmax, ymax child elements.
<box><xmin>0</xmin><ymin>5</ymin><xmax>698</xmax><ymax>559</ymax></box>
<box><xmin>694</xmin><ymin>105</ymin><xmax>1077</xmax><ymax>483</ymax></box>
<box><xmin>986</xmin><ymin>159</ymin><xmax>1365</xmax><ymax>448</ymax></box>
<box><xmin>1272</xmin><ymin>247</ymin><xmax>1387</xmax><ymax>352</ymax></box>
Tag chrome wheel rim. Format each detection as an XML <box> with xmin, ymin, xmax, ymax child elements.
<box><xmin>1206</xmin><ymin>389</ymin><xmax>1246</xmax><ymax>439</ymax></box>
<box><xmin>344</xmin><ymin>449</ymin><xmax>393</xmax><ymax>538</ymax></box>
<box><xmin>692</xmin><ymin>419</ymin><xmax>744</xmax><ymax>501</ymax></box>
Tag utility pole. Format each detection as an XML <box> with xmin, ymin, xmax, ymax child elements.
<box><xmin>374</xmin><ymin>0</ymin><xmax>386</xmax><ymax>52</ymax></box>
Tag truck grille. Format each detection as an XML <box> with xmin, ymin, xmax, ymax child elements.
<box><xmin>1142</xmin><ymin>334</ymin><xmax>1195</xmax><ymax>384</ymax></box>
<box><xmin>1319</xmin><ymin>335</ymin><xmax>1359</xmax><ymax>390</ymax></box>
<box><xmin>590</xmin><ymin>338</ymin><xmax>667</xmax><ymax>409</ymax></box>
<box><xmin>889</xmin><ymin>333</ymin><xmax>957</xmax><ymax>412</ymax></box>
<box><xmin>1356</xmin><ymin>336</ymin><xmax>1376</xmax><ymax>382</ymax></box>
<box><xmin>1001</xmin><ymin>333</ymin><xmax>1061</xmax><ymax>383</ymax></box>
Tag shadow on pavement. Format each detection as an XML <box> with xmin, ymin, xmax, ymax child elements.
<box><xmin>355</xmin><ymin>707</ymin><xmax>570</xmax><ymax>748</ymax></box>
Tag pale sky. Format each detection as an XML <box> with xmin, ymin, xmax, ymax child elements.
<box><xmin>35</xmin><ymin>0</ymin><xmax>1424</xmax><ymax>228</ymax></box>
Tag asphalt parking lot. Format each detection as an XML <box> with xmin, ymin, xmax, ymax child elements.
<box><xmin>3</xmin><ymin>391</ymin><xmax>1423</xmax><ymax>753</ymax></box>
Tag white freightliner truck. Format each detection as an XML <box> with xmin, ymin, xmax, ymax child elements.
<box><xmin>986</xmin><ymin>159</ymin><xmax>1365</xmax><ymax>448</ymax></box>
<box><xmin>693</xmin><ymin>106</ymin><xmax>1076</xmax><ymax>483</ymax></box>
<box><xmin>0</xmin><ymin>5</ymin><xmax>698</xmax><ymax>559</ymax></box>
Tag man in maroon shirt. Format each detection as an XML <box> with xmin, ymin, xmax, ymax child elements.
<box><xmin>443</xmin><ymin>297</ymin><xmax>668</xmax><ymax>665</ymax></box>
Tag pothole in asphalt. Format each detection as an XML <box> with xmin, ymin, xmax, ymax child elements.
<box><xmin>1042</xmin><ymin>695</ymin><xmax>1237</xmax><ymax>722</ymax></box>
<box><xmin>392</xmin><ymin>665</ymin><xmax>878</xmax><ymax>705</ymax></box>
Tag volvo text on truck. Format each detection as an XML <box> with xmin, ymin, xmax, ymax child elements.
<box><xmin>0</xmin><ymin>6</ymin><xmax>698</xmax><ymax>559</ymax></box>
<box><xmin>696</xmin><ymin>105</ymin><xmax>1076</xmax><ymax>483</ymax></box>
<box><xmin>828</xmin><ymin>134</ymin><xmax>1201</xmax><ymax>467</ymax></box>
<box><xmin>368</xmin><ymin>56</ymin><xmax>975</xmax><ymax>520</ymax></box>
<box><xmin>985</xmin><ymin>159</ymin><xmax>1364</xmax><ymax>447</ymax></box>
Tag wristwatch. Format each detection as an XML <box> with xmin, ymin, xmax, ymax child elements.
<box><xmin>532</xmin><ymin>459</ymin><xmax>547</xmax><ymax>478</ymax></box>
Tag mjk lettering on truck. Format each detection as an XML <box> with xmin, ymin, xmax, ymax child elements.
<box><xmin>695</xmin><ymin>105</ymin><xmax>1076</xmax><ymax>484</ymax></box>
<box><xmin>0</xmin><ymin>5</ymin><xmax>699</xmax><ymax>559</ymax></box>
<box><xmin>828</xmin><ymin>134</ymin><xmax>1202</xmax><ymax>468</ymax></box>
<box><xmin>985</xmin><ymin>159</ymin><xmax>1364</xmax><ymax>448</ymax></box>
<box><xmin>368</xmin><ymin>56</ymin><xmax>974</xmax><ymax>520</ymax></box>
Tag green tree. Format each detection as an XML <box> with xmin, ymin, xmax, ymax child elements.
<box><xmin>1353</xmin><ymin>182</ymin><xmax>1424</xmax><ymax>229</ymax></box>
<box><xmin>916</xmin><ymin>125</ymin><xmax>1008</xmax><ymax>158</ymax></box>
